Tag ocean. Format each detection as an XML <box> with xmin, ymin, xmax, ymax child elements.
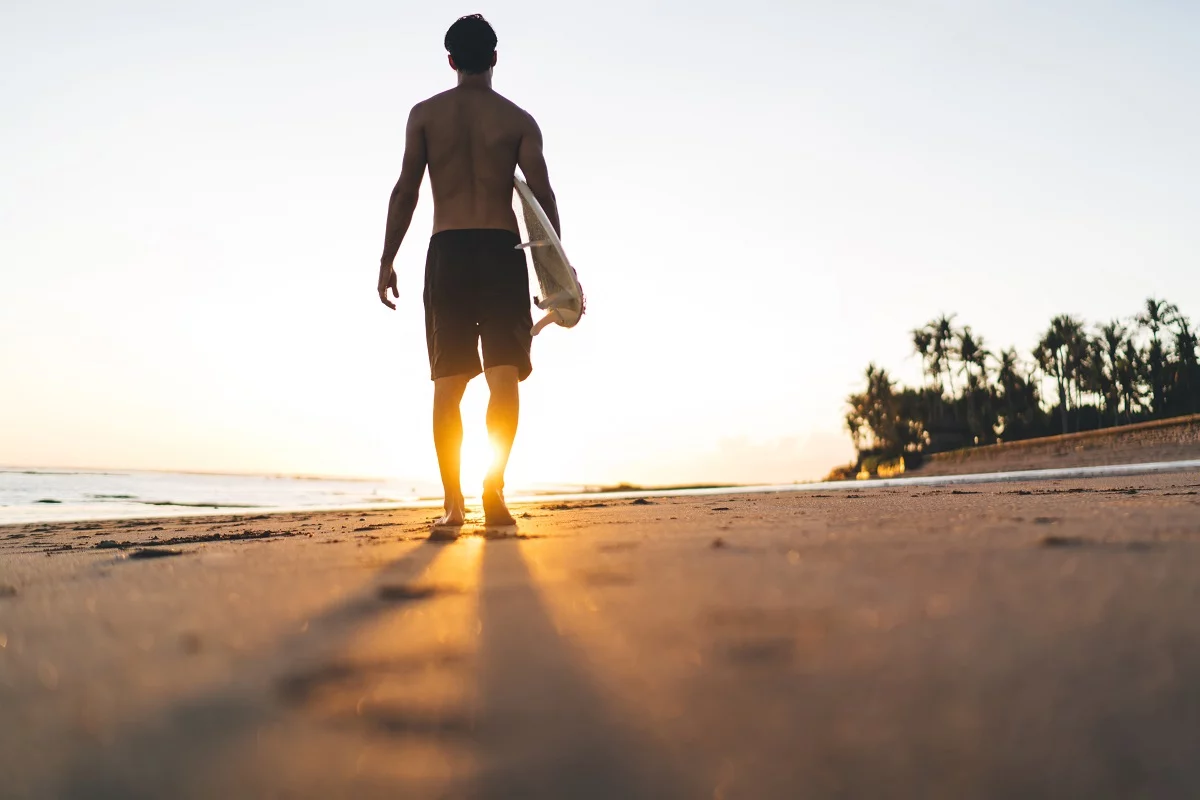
<box><xmin>0</xmin><ymin>468</ymin><xmax>453</xmax><ymax>525</ymax></box>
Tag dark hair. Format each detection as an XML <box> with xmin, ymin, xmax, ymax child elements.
<box><xmin>444</xmin><ymin>14</ymin><xmax>497</xmax><ymax>74</ymax></box>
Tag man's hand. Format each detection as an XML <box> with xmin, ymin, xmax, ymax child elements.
<box><xmin>378</xmin><ymin>264</ymin><xmax>398</xmax><ymax>310</ymax></box>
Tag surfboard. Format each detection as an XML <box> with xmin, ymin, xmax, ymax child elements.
<box><xmin>513</xmin><ymin>176</ymin><xmax>585</xmax><ymax>335</ymax></box>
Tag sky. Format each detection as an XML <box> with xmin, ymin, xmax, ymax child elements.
<box><xmin>2</xmin><ymin>1</ymin><xmax>1199</xmax><ymax>490</ymax></box>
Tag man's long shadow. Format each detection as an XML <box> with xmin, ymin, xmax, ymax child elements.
<box><xmin>54</xmin><ymin>537</ymin><xmax>448</xmax><ymax>799</ymax></box>
<box><xmin>54</xmin><ymin>535</ymin><xmax>692</xmax><ymax>799</ymax></box>
<box><xmin>467</xmin><ymin>539</ymin><xmax>690</xmax><ymax>799</ymax></box>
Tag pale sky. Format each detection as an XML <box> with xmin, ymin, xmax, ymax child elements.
<box><xmin>3</xmin><ymin>1</ymin><xmax>1198</xmax><ymax>489</ymax></box>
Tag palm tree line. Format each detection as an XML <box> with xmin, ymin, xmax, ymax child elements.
<box><xmin>846</xmin><ymin>298</ymin><xmax>1200</xmax><ymax>460</ymax></box>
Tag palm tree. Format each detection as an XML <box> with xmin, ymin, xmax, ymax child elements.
<box><xmin>1080</xmin><ymin>335</ymin><xmax>1110</xmax><ymax>426</ymax></box>
<box><xmin>1169</xmin><ymin>309</ymin><xmax>1199</xmax><ymax>414</ymax></box>
<box><xmin>994</xmin><ymin>347</ymin><xmax>1043</xmax><ymax>440</ymax></box>
<box><xmin>1036</xmin><ymin>315</ymin><xmax>1083</xmax><ymax>434</ymax></box>
<box><xmin>845</xmin><ymin>363</ymin><xmax>916</xmax><ymax>455</ymax></box>
<box><xmin>931</xmin><ymin>314</ymin><xmax>958</xmax><ymax>399</ymax></box>
<box><xmin>1060</xmin><ymin>317</ymin><xmax>1088</xmax><ymax>412</ymax></box>
<box><xmin>1137</xmin><ymin>297</ymin><xmax>1178</xmax><ymax>416</ymax></box>
<box><xmin>972</xmin><ymin>334</ymin><xmax>992</xmax><ymax>386</ymax></box>
<box><xmin>956</xmin><ymin>327</ymin><xmax>991</xmax><ymax>385</ymax></box>
<box><xmin>1098</xmin><ymin>320</ymin><xmax>1127</xmax><ymax>426</ymax></box>
<box><xmin>996</xmin><ymin>348</ymin><xmax>1022</xmax><ymax>398</ymax></box>
<box><xmin>846</xmin><ymin>392</ymin><xmax>869</xmax><ymax>451</ymax></box>
<box><xmin>996</xmin><ymin>347</ymin><xmax>1021</xmax><ymax>433</ymax></box>
<box><xmin>954</xmin><ymin>326</ymin><xmax>996</xmax><ymax>443</ymax></box>
<box><xmin>911</xmin><ymin>327</ymin><xmax>935</xmax><ymax>390</ymax></box>
<box><xmin>1116</xmin><ymin>339</ymin><xmax>1145</xmax><ymax>422</ymax></box>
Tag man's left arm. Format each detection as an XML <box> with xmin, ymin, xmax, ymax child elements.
<box><xmin>377</xmin><ymin>104</ymin><xmax>428</xmax><ymax>310</ymax></box>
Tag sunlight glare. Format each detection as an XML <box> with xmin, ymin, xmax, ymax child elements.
<box><xmin>456</xmin><ymin>381</ymin><xmax>528</xmax><ymax>496</ymax></box>
<box><xmin>458</xmin><ymin>434</ymin><xmax>496</xmax><ymax>497</ymax></box>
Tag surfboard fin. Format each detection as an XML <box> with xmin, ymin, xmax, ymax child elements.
<box><xmin>515</xmin><ymin>240</ymin><xmax>554</xmax><ymax>250</ymax></box>
<box><xmin>535</xmin><ymin>290</ymin><xmax>573</xmax><ymax>310</ymax></box>
<box><xmin>531</xmin><ymin>309</ymin><xmax>563</xmax><ymax>336</ymax></box>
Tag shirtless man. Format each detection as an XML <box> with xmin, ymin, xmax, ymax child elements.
<box><xmin>377</xmin><ymin>14</ymin><xmax>560</xmax><ymax>528</ymax></box>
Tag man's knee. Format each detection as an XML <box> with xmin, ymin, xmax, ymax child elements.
<box><xmin>434</xmin><ymin>375</ymin><xmax>470</xmax><ymax>405</ymax></box>
<box><xmin>483</xmin><ymin>365</ymin><xmax>519</xmax><ymax>392</ymax></box>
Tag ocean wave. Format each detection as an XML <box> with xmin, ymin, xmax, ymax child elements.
<box><xmin>137</xmin><ymin>500</ymin><xmax>266</xmax><ymax>509</ymax></box>
<box><xmin>1</xmin><ymin>469</ymin><xmax>123</xmax><ymax>476</ymax></box>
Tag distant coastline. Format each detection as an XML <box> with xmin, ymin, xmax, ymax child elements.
<box><xmin>842</xmin><ymin>296</ymin><xmax>1200</xmax><ymax>478</ymax></box>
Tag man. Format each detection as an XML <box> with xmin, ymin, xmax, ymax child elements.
<box><xmin>377</xmin><ymin>14</ymin><xmax>560</xmax><ymax>529</ymax></box>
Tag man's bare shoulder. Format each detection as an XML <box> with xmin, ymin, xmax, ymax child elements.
<box><xmin>491</xmin><ymin>91</ymin><xmax>539</xmax><ymax>128</ymax></box>
<box><xmin>421</xmin><ymin>88</ymin><xmax>460</xmax><ymax>106</ymax></box>
<box><xmin>410</xmin><ymin>89</ymin><xmax>453</xmax><ymax>117</ymax></box>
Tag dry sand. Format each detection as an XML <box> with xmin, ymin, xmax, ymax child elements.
<box><xmin>2</xmin><ymin>469</ymin><xmax>1200</xmax><ymax>798</ymax></box>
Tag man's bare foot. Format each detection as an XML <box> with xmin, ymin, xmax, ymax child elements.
<box><xmin>432</xmin><ymin>496</ymin><xmax>466</xmax><ymax>529</ymax></box>
<box><xmin>482</xmin><ymin>486</ymin><xmax>516</xmax><ymax>527</ymax></box>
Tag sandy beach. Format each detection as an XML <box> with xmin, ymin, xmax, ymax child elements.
<box><xmin>3</xmin><ymin>468</ymin><xmax>1200</xmax><ymax>798</ymax></box>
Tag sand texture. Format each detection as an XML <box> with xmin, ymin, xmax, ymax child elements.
<box><xmin>3</xmin><ymin>470</ymin><xmax>1200</xmax><ymax>798</ymax></box>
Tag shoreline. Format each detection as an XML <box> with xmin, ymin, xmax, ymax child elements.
<box><xmin>5</xmin><ymin>457</ymin><xmax>1200</xmax><ymax>528</ymax></box>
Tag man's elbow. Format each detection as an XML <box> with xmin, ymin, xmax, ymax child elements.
<box><xmin>532</xmin><ymin>182</ymin><xmax>556</xmax><ymax>207</ymax></box>
<box><xmin>389</xmin><ymin>182</ymin><xmax>420</xmax><ymax>207</ymax></box>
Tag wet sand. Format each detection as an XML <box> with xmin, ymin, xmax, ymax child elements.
<box><xmin>2</xmin><ymin>470</ymin><xmax>1200</xmax><ymax>798</ymax></box>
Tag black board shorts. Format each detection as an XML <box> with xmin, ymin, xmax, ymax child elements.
<box><xmin>423</xmin><ymin>229</ymin><xmax>533</xmax><ymax>382</ymax></box>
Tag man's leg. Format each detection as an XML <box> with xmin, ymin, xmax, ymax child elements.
<box><xmin>433</xmin><ymin>374</ymin><xmax>471</xmax><ymax>526</ymax></box>
<box><xmin>482</xmin><ymin>365</ymin><xmax>519</xmax><ymax>525</ymax></box>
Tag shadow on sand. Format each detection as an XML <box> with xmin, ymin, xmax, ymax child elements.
<box><xmin>52</xmin><ymin>534</ymin><xmax>690</xmax><ymax>798</ymax></box>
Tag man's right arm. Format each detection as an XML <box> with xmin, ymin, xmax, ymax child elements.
<box><xmin>377</xmin><ymin>103</ymin><xmax>428</xmax><ymax>309</ymax></box>
<box><xmin>517</xmin><ymin>115</ymin><xmax>560</xmax><ymax>238</ymax></box>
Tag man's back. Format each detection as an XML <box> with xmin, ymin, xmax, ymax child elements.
<box><xmin>419</xmin><ymin>86</ymin><xmax>530</xmax><ymax>234</ymax></box>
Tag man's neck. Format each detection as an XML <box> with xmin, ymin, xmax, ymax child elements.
<box><xmin>456</xmin><ymin>71</ymin><xmax>492</xmax><ymax>90</ymax></box>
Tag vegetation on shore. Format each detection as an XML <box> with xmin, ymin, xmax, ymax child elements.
<box><xmin>842</xmin><ymin>297</ymin><xmax>1200</xmax><ymax>475</ymax></box>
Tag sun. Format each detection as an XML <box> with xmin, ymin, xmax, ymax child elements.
<box><xmin>454</xmin><ymin>384</ymin><xmax>496</xmax><ymax>497</ymax></box>
<box><xmin>453</xmin><ymin>381</ymin><xmax>532</xmax><ymax>497</ymax></box>
<box><xmin>458</xmin><ymin>431</ymin><xmax>497</xmax><ymax>498</ymax></box>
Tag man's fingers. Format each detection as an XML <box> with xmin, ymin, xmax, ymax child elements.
<box><xmin>378</xmin><ymin>265</ymin><xmax>397</xmax><ymax>309</ymax></box>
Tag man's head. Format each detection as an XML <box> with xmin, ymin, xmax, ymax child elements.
<box><xmin>445</xmin><ymin>14</ymin><xmax>497</xmax><ymax>75</ymax></box>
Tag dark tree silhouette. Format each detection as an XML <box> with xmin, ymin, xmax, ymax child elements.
<box><xmin>911</xmin><ymin>327</ymin><xmax>934</xmax><ymax>389</ymax></box>
<box><xmin>845</xmin><ymin>298</ymin><xmax>1198</xmax><ymax>468</ymax></box>
<box><xmin>1169</xmin><ymin>311</ymin><xmax>1199</xmax><ymax>415</ymax></box>
<box><xmin>931</xmin><ymin>314</ymin><xmax>957</xmax><ymax>398</ymax></box>
<box><xmin>1097</xmin><ymin>321</ymin><xmax>1127</xmax><ymax>427</ymax></box>
<box><xmin>1035</xmin><ymin>315</ymin><xmax>1083</xmax><ymax>435</ymax></box>
<box><xmin>1137</xmin><ymin>297</ymin><xmax>1178</xmax><ymax>416</ymax></box>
